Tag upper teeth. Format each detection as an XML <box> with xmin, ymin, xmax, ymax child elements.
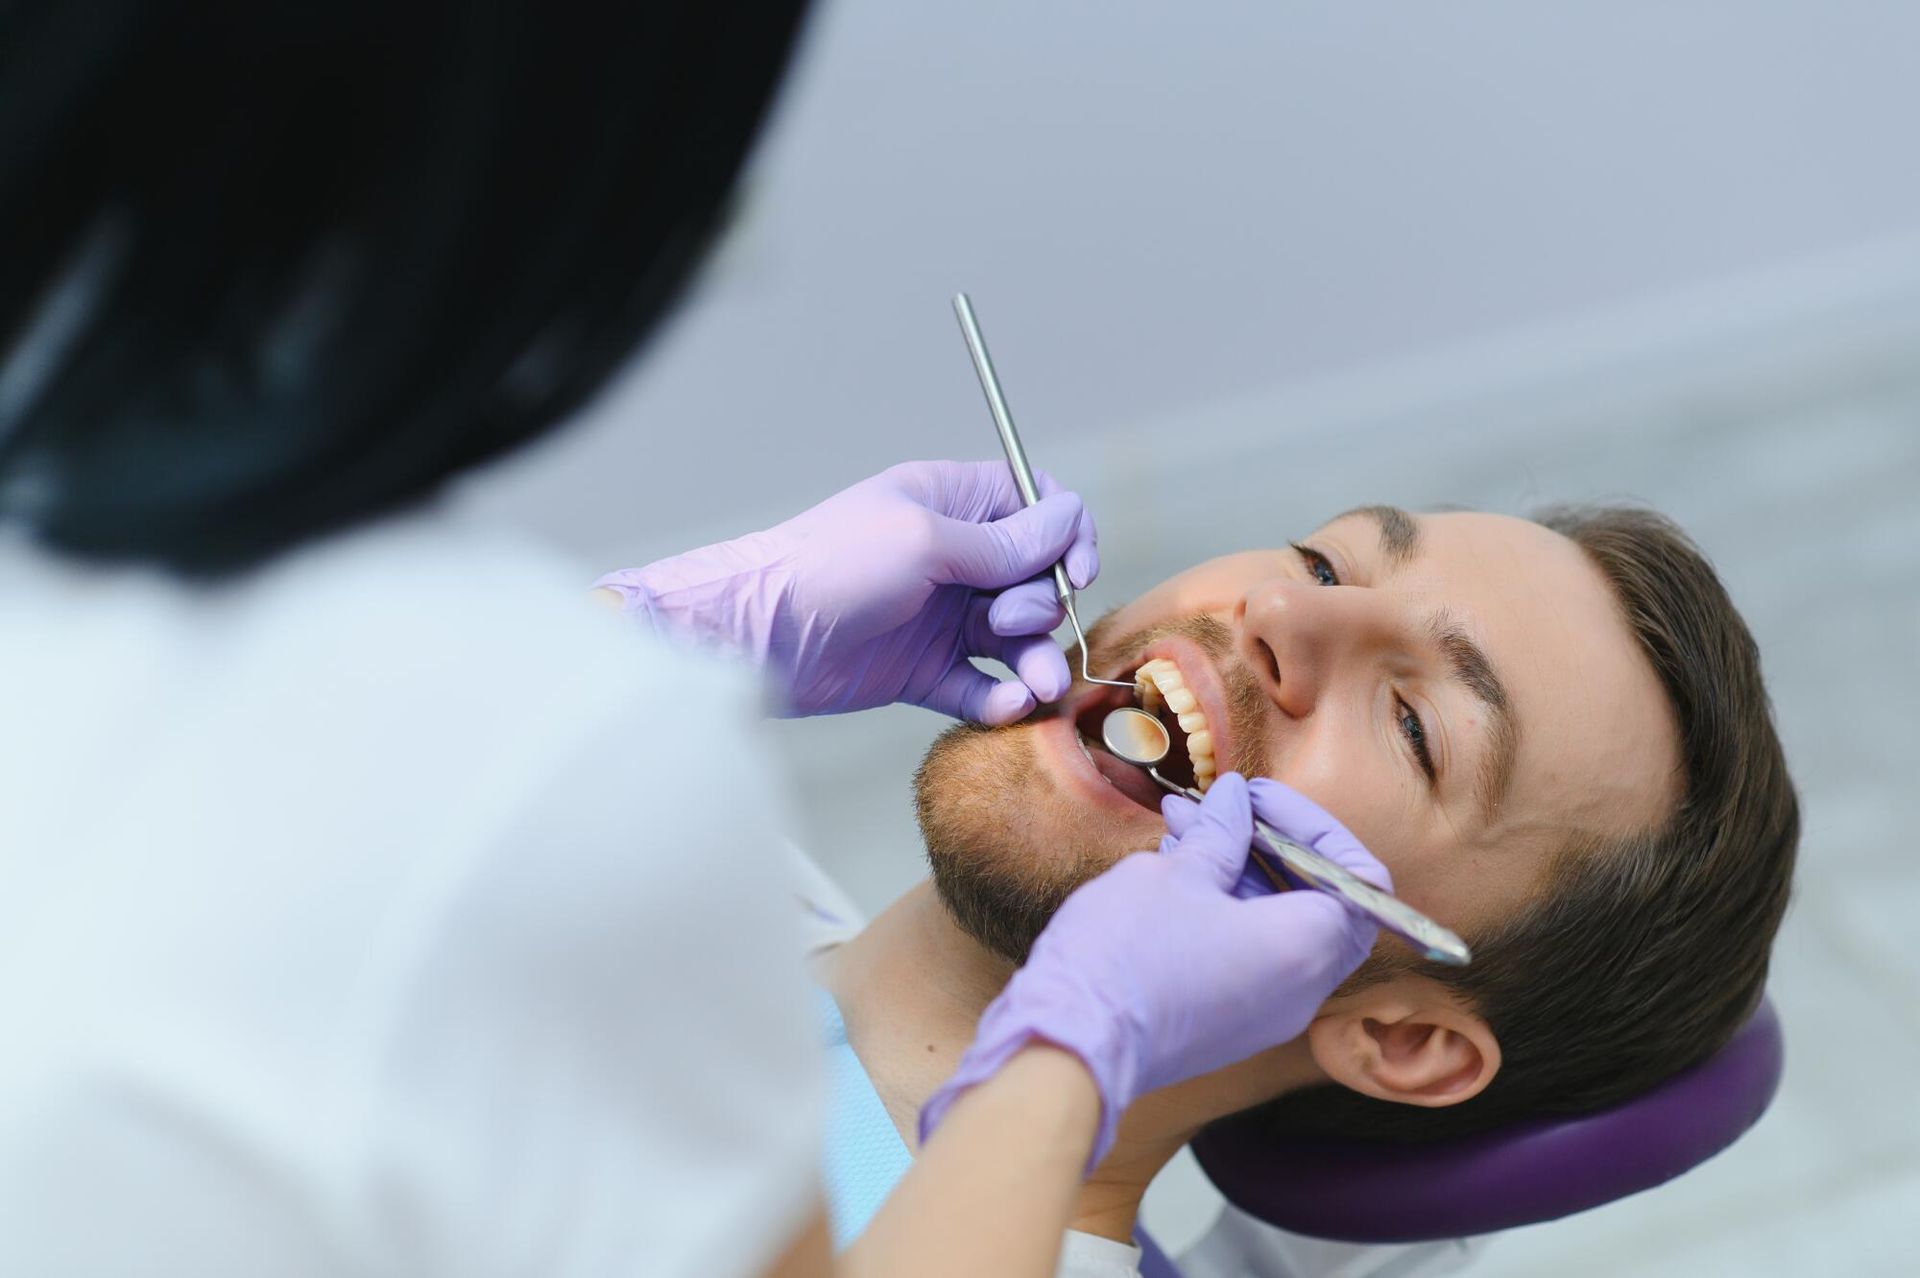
<box><xmin>1134</xmin><ymin>657</ymin><xmax>1218</xmax><ymax>792</ymax></box>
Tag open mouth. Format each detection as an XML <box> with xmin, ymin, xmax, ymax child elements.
<box><xmin>1070</xmin><ymin>684</ymin><xmax>1164</xmax><ymax>811</ymax></box>
<box><xmin>1067</xmin><ymin>653</ymin><xmax>1221</xmax><ymax>807</ymax></box>
<box><xmin>1132</xmin><ymin>658</ymin><xmax>1217</xmax><ymax>792</ymax></box>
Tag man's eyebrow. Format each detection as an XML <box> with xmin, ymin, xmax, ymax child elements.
<box><xmin>1329</xmin><ymin>504</ymin><xmax>1516</xmax><ymax>821</ymax></box>
<box><xmin>1337</xmin><ymin>504</ymin><xmax>1421</xmax><ymax>568</ymax></box>
<box><xmin>1427</xmin><ymin>608</ymin><xmax>1520</xmax><ymax>826</ymax></box>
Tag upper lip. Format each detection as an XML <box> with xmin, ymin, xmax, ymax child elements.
<box><xmin>1078</xmin><ymin>633</ymin><xmax>1239</xmax><ymax>774</ymax></box>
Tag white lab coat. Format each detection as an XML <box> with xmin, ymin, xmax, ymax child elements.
<box><xmin>0</xmin><ymin>514</ymin><xmax>823</xmax><ymax>1278</ymax></box>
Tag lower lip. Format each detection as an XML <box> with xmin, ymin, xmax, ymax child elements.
<box><xmin>1033</xmin><ymin>712</ymin><xmax>1167</xmax><ymax>816</ymax></box>
<box><xmin>1084</xmin><ymin>735</ymin><xmax>1171</xmax><ymax>809</ymax></box>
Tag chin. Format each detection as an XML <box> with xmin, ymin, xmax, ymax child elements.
<box><xmin>913</xmin><ymin>715</ymin><xmax>1166</xmax><ymax>963</ymax></box>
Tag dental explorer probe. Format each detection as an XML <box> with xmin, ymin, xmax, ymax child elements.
<box><xmin>952</xmin><ymin>292</ymin><xmax>1133</xmax><ymax>691</ymax></box>
<box><xmin>1099</xmin><ymin>709</ymin><xmax>1474</xmax><ymax>967</ymax></box>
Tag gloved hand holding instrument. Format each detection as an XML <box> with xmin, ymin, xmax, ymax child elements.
<box><xmin>595</xmin><ymin>458</ymin><xmax>1098</xmax><ymax>724</ymax></box>
<box><xmin>919</xmin><ymin>773</ymin><xmax>1391</xmax><ymax>1167</ymax></box>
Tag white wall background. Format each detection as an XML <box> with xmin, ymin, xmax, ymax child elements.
<box><xmin>462</xmin><ymin>0</ymin><xmax>1920</xmax><ymax>560</ymax></box>
<box><xmin>456</xmin><ymin>4</ymin><xmax>1920</xmax><ymax>1273</ymax></box>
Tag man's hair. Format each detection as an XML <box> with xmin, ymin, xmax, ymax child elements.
<box><xmin>1256</xmin><ymin>504</ymin><xmax>1799</xmax><ymax>1142</ymax></box>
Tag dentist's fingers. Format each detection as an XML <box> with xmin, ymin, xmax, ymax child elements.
<box><xmin>1246</xmin><ymin>777</ymin><xmax>1393</xmax><ymax>894</ymax></box>
<box><xmin>918</xmin><ymin>459</ymin><xmax>1050</xmax><ymax>520</ymax></box>
<box><xmin>1036</xmin><ymin>470</ymin><xmax>1101</xmax><ymax>589</ymax></box>
<box><xmin>890</xmin><ymin>461</ymin><xmax>1101</xmax><ymax>591</ymax></box>
<box><xmin>1165</xmin><ymin>786</ymin><xmax>1292</xmax><ymax>899</ymax></box>
<box><xmin>919</xmin><ymin>659</ymin><xmax>1036</xmax><ymax>725</ymax></box>
<box><xmin>949</xmin><ymin>463</ymin><xmax>1100</xmax><ymax>591</ymax></box>
<box><xmin>1242</xmin><ymin>887</ymin><xmax>1381</xmax><ymax>987</ymax></box>
<box><xmin>1066</xmin><ymin>524</ymin><xmax>1099</xmax><ymax>590</ymax></box>
<box><xmin>961</xmin><ymin>595</ymin><xmax>1072</xmax><ymax>703</ymax></box>
<box><xmin>930</xmin><ymin>491</ymin><xmax>1086</xmax><ymax>592</ymax></box>
<box><xmin>1160</xmin><ymin>791</ymin><xmax>1203</xmax><ymax>837</ymax></box>
<box><xmin>999</xmin><ymin>633</ymin><xmax>1072</xmax><ymax>703</ymax></box>
<box><xmin>978</xmin><ymin>678</ymin><xmax>1039</xmax><ymax>725</ymax></box>
<box><xmin>1155</xmin><ymin>773</ymin><xmax>1254</xmax><ymax>891</ymax></box>
<box><xmin>987</xmin><ymin>577</ymin><xmax>1066</xmax><ymax>636</ymax></box>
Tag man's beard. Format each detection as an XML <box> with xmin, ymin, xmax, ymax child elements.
<box><xmin>913</xmin><ymin>720</ymin><xmax>1115</xmax><ymax>963</ymax></box>
<box><xmin>913</xmin><ymin>611</ymin><xmax>1264</xmax><ymax>964</ymax></box>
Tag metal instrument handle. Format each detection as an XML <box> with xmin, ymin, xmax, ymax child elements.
<box><xmin>1157</xmin><ymin>775</ymin><xmax>1472</xmax><ymax>966</ymax></box>
<box><xmin>953</xmin><ymin>292</ymin><xmax>1076</xmax><ymax>611</ymax></box>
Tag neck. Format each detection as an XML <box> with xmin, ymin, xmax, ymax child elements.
<box><xmin>819</xmin><ymin>880</ymin><xmax>1323</xmax><ymax>1243</ymax></box>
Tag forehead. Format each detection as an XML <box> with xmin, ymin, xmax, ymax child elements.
<box><xmin>1321</xmin><ymin>509</ymin><xmax>1680</xmax><ymax>839</ymax></box>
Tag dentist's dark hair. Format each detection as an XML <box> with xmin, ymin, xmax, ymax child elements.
<box><xmin>0</xmin><ymin>0</ymin><xmax>809</xmax><ymax>575</ymax></box>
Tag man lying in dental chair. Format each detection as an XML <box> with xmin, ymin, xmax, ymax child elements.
<box><xmin>622</xmin><ymin>497</ymin><xmax>1800</xmax><ymax>1278</ymax></box>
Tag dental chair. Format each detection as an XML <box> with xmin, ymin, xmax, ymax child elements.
<box><xmin>1133</xmin><ymin>997</ymin><xmax>1783</xmax><ymax>1277</ymax></box>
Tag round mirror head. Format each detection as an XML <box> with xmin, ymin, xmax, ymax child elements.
<box><xmin>1101</xmin><ymin>706</ymin><xmax>1170</xmax><ymax>766</ymax></box>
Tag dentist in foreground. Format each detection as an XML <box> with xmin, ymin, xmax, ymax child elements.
<box><xmin>0</xmin><ymin>3</ymin><xmax>1386</xmax><ymax>1277</ymax></box>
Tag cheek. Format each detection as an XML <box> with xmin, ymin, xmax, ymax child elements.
<box><xmin>1265</xmin><ymin>724</ymin><xmax>1431</xmax><ymax>897</ymax></box>
<box><xmin>1270</xmin><ymin>712</ymin><xmax>1405</xmax><ymax>824</ymax></box>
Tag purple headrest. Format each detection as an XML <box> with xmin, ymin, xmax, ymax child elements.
<box><xmin>1190</xmin><ymin>997</ymin><xmax>1783</xmax><ymax>1243</ymax></box>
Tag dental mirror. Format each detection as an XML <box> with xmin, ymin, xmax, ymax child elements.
<box><xmin>1100</xmin><ymin>707</ymin><xmax>1472</xmax><ymax>966</ymax></box>
<box><xmin>1100</xmin><ymin>705</ymin><xmax>1171</xmax><ymax>766</ymax></box>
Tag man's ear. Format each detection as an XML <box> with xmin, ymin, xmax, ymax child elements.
<box><xmin>1304</xmin><ymin>979</ymin><xmax>1500</xmax><ymax>1108</ymax></box>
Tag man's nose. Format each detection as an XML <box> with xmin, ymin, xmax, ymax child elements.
<box><xmin>1238</xmin><ymin>577</ymin><xmax>1398</xmax><ymax>719</ymax></box>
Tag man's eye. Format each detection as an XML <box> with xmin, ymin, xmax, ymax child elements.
<box><xmin>1291</xmin><ymin>543</ymin><xmax>1339</xmax><ymax>586</ymax></box>
<box><xmin>1399</xmin><ymin>698</ymin><xmax>1437</xmax><ymax>785</ymax></box>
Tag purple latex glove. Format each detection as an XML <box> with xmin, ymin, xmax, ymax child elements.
<box><xmin>919</xmin><ymin>774</ymin><xmax>1389</xmax><ymax>1169</ymax></box>
<box><xmin>594</xmin><ymin>460</ymin><xmax>1098</xmax><ymax>723</ymax></box>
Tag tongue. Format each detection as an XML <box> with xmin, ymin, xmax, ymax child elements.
<box><xmin>1087</xmin><ymin>740</ymin><xmax>1169</xmax><ymax>811</ymax></box>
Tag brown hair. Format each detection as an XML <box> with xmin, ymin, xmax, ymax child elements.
<box><xmin>1257</xmin><ymin>505</ymin><xmax>1799</xmax><ymax>1141</ymax></box>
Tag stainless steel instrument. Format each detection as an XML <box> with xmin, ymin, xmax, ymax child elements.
<box><xmin>952</xmin><ymin>292</ymin><xmax>1132</xmax><ymax>691</ymax></box>
<box><xmin>1100</xmin><ymin>705</ymin><xmax>1472</xmax><ymax>966</ymax></box>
